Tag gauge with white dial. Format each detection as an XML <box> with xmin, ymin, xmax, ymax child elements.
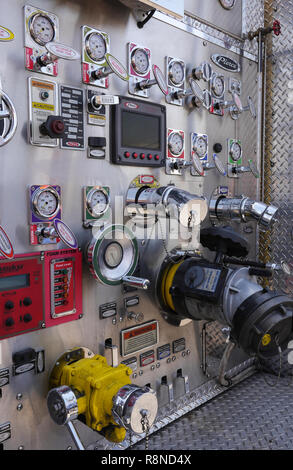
<box><xmin>32</xmin><ymin>186</ymin><xmax>60</xmax><ymax>219</ymax></box>
<box><xmin>86</xmin><ymin>188</ymin><xmax>109</xmax><ymax>217</ymax></box>
<box><xmin>168</xmin><ymin>60</ymin><xmax>185</xmax><ymax>86</ymax></box>
<box><xmin>193</xmin><ymin>135</ymin><xmax>208</xmax><ymax>158</ymax></box>
<box><xmin>29</xmin><ymin>13</ymin><xmax>55</xmax><ymax>46</ymax></box>
<box><xmin>219</xmin><ymin>0</ymin><xmax>236</xmax><ymax>10</ymax></box>
<box><xmin>211</xmin><ymin>74</ymin><xmax>225</xmax><ymax>98</ymax></box>
<box><xmin>168</xmin><ymin>131</ymin><xmax>184</xmax><ymax>156</ymax></box>
<box><xmin>86</xmin><ymin>32</ymin><xmax>107</xmax><ymax>62</ymax></box>
<box><xmin>230</xmin><ymin>141</ymin><xmax>242</xmax><ymax>162</ymax></box>
<box><xmin>131</xmin><ymin>48</ymin><xmax>150</xmax><ymax>75</ymax></box>
<box><xmin>104</xmin><ymin>241</ymin><xmax>123</xmax><ymax>268</ymax></box>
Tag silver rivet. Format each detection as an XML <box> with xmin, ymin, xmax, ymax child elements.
<box><xmin>132</xmin><ymin>373</ymin><xmax>137</xmax><ymax>379</ymax></box>
<box><xmin>17</xmin><ymin>403</ymin><xmax>23</xmax><ymax>411</ymax></box>
<box><xmin>166</xmin><ymin>358</ymin><xmax>171</xmax><ymax>364</ymax></box>
<box><xmin>16</xmin><ymin>393</ymin><xmax>22</xmax><ymax>400</ymax></box>
<box><xmin>172</xmin><ymin>356</ymin><xmax>176</xmax><ymax>361</ymax></box>
<box><xmin>139</xmin><ymin>370</ymin><xmax>143</xmax><ymax>376</ymax></box>
<box><xmin>18</xmin><ymin>445</ymin><xmax>24</xmax><ymax>450</ymax></box>
<box><xmin>156</xmin><ymin>363</ymin><xmax>160</xmax><ymax>368</ymax></box>
<box><xmin>150</xmin><ymin>365</ymin><xmax>155</xmax><ymax>371</ymax></box>
<box><xmin>186</xmin><ymin>349</ymin><xmax>191</xmax><ymax>355</ymax></box>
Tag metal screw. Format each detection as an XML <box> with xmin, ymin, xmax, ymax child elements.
<box><xmin>172</xmin><ymin>356</ymin><xmax>176</xmax><ymax>361</ymax></box>
<box><xmin>156</xmin><ymin>363</ymin><xmax>160</xmax><ymax>368</ymax></box>
<box><xmin>203</xmin><ymin>41</ymin><xmax>207</xmax><ymax>46</ymax></box>
<box><xmin>167</xmin><ymin>358</ymin><xmax>171</xmax><ymax>364</ymax></box>
<box><xmin>112</xmin><ymin>318</ymin><xmax>117</xmax><ymax>325</ymax></box>
<box><xmin>186</xmin><ymin>349</ymin><xmax>191</xmax><ymax>355</ymax></box>
<box><xmin>141</xmin><ymin>240</ymin><xmax>145</xmax><ymax>246</ymax></box>
<box><xmin>132</xmin><ymin>373</ymin><xmax>137</xmax><ymax>379</ymax></box>
<box><xmin>182</xmin><ymin>352</ymin><xmax>186</xmax><ymax>357</ymax></box>
<box><xmin>16</xmin><ymin>393</ymin><xmax>22</xmax><ymax>400</ymax></box>
<box><xmin>150</xmin><ymin>365</ymin><xmax>155</xmax><ymax>371</ymax></box>
<box><xmin>17</xmin><ymin>403</ymin><xmax>23</xmax><ymax>411</ymax></box>
<box><xmin>139</xmin><ymin>370</ymin><xmax>143</xmax><ymax>376</ymax></box>
<box><xmin>18</xmin><ymin>446</ymin><xmax>24</xmax><ymax>450</ymax></box>
<box><xmin>67</xmin><ymin>446</ymin><xmax>72</xmax><ymax>450</ymax></box>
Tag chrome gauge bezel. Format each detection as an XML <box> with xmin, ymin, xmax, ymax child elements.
<box><xmin>230</xmin><ymin>141</ymin><xmax>242</xmax><ymax>162</ymax></box>
<box><xmin>29</xmin><ymin>12</ymin><xmax>56</xmax><ymax>46</ymax></box>
<box><xmin>168</xmin><ymin>59</ymin><xmax>185</xmax><ymax>87</ymax></box>
<box><xmin>85</xmin><ymin>31</ymin><xmax>108</xmax><ymax>63</ymax></box>
<box><xmin>31</xmin><ymin>186</ymin><xmax>61</xmax><ymax>220</ymax></box>
<box><xmin>211</xmin><ymin>73</ymin><xmax>225</xmax><ymax>98</ymax></box>
<box><xmin>168</xmin><ymin>131</ymin><xmax>184</xmax><ymax>157</ymax></box>
<box><xmin>103</xmin><ymin>241</ymin><xmax>124</xmax><ymax>268</ymax></box>
<box><xmin>86</xmin><ymin>187</ymin><xmax>110</xmax><ymax>218</ymax></box>
<box><xmin>131</xmin><ymin>47</ymin><xmax>150</xmax><ymax>76</ymax></box>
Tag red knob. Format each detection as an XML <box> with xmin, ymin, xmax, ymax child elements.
<box><xmin>273</xmin><ymin>20</ymin><xmax>281</xmax><ymax>36</ymax></box>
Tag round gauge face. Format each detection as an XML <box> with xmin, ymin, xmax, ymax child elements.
<box><xmin>104</xmin><ymin>242</ymin><xmax>123</xmax><ymax>268</ymax></box>
<box><xmin>169</xmin><ymin>60</ymin><xmax>185</xmax><ymax>86</ymax></box>
<box><xmin>86</xmin><ymin>32</ymin><xmax>107</xmax><ymax>62</ymax></box>
<box><xmin>193</xmin><ymin>136</ymin><xmax>207</xmax><ymax>158</ymax></box>
<box><xmin>131</xmin><ymin>48</ymin><xmax>150</xmax><ymax>75</ymax></box>
<box><xmin>230</xmin><ymin>142</ymin><xmax>242</xmax><ymax>161</ymax></box>
<box><xmin>168</xmin><ymin>132</ymin><xmax>184</xmax><ymax>156</ymax></box>
<box><xmin>184</xmin><ymin>266</ymin><xmax>205</xmax><ymax>289</ymax></box>
<box><xmin>87</xmin><ymin>189</ymin><xmax>109</xmax><ymax>217</ymax></box>
<box><xmin>30</xmin><ymin>13</ymin><xmax>55</xmax><ymax>46</ymax></box>
<box><xmin>219</xmin><ymin>0</ymin><xmax>236</xmax><ymax>9</ymax></box>
<box><xmin>212</xmin><ymin>75</ymin><xmax>225</xmax><ymax>98</ymax></box>
<box><xmin>34</xmin><ymin>189</ymin><xmax>59</xmax><ymax>218</ymax></box>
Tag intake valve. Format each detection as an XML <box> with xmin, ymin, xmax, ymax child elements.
<box><xmin>39</xmin><ymin>115</ymin><xmax>65</xmax><ymax>139</ymax></box>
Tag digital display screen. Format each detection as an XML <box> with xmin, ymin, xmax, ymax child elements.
<box><xmin>0</xmin><ymin>274</ymin><xmax>30</xmax><ymax>291</ymax></box>
<box><xmin>121</xmin><ymin>111</ymin><xmax>160</xmax><ymax>150</ymax></box>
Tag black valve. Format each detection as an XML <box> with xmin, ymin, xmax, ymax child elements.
<box><xmin>39</xmin><ymin>115</ymin><xmax>66</xmax><ymax>139</ymax></box>
<box><xmin>213</xmin><ymin>143</ymin><xmax>223</xmax><ymax>153</ymax></box>
<box><xmin>200</xmin><ymin>226</ymin><xmax>249</xmax><ymax>259</ymax></box>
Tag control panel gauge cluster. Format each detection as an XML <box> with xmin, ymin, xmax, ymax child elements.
<box><xmin>82</xmin><ymin>26</ymin><xmax>110</xmax><ymax>88</ymax></box>
<box><xmin>24</xmin><ymin>5</ymin><xmax>59</xmax><ymax>76</ymax></box>
<box><xmin>166</xmin><ymin>129</ymin><xmax>185</xmax><ymax>175</ymax></box>
<box><xmin>83</xmin><ymin>186</ymin><xmax>110</xmax><ymax>227</ymax></box>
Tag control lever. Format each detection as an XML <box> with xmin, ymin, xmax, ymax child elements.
<box><xmin>230</xmin><ymin>95</ymin><xmax>256</xmax><ymax>120</ymax></box>
<box><xmin>160</xmin><ymin>376</ymin><xmax>174</xmax><ymax>403</ymax></box>
<box><xmin>37</xmin><ymin>41</ymin><xmax>80</xmax><ymax>67</ymax></box>
<box><xmin>176</xmin><ymin>369</ymin><xmax>190</xmax><ymax>394</ymax></box>
<box><xmin>232</xmin><ymin>159</ymin><xmax>260</xmax><ymax>178</ymax></box>
<box><xmin>122</xmin><ymin>276</ymin><xmax>150</xmax><ymax>290</ymax></box>
<box><xmin>185</xmin><ymin>79</ymin><xmax>212</xmax><ymax>110</ymax></box>
<box><xmin>0</xmin><ymin>88</ymin><xmax>17</xmax><ymax>146</ymax></box>
<box><xmin>0</xmin><ymin>225</ymin><xmax>14</xmax><ymax>259</ymax></box>
<box><xmin>136</xmin><ymin>65</ymin><xmax>168</xmax><ymax>96</ymax></box>
<box><xmin>127</xmin><ymin>311</ymin><xmax>144</xmax><ymax>323</ymax></box>
<box><xmin>36</xmin><ymin>219</ymin><xmax>78</xmax><ymax>249</ymax></box>
<box><xmin>169</xmin><ymin>151</ymin><xmax>204</xmax><ymax>176</ymax></box>
<box><xmin>190</xmin><ymin>61</ymin><xmax>213</xmax><ymax>82</ymax></box>
<box><xmin>91</xmin><ymin>53</ymin><xmax>129</xmax><ymax>82</ymax></box>
<box><xmin>104</xmin><ymin>339</ymin><xmax>119</xmax><ymax>367</ymax></box>
<box><xmin>214</xmin><ymin>92</ymin><xmax>243</xmax><ymax>113</ymax></box>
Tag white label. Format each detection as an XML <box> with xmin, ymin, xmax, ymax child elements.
<box><xmin>54</xmin><ymin>219</ymin><xmax>78</xmax><ymax>248</ymax></box>
<box><xmin>106</xmin><ymin>53</ymin><xmax>129</xmax><ymax>81</ymax></box>
<box><xmin>0</xmin><ymin>226</ymin><xmax>14</xmax><ymax>259</ymax></box>
<box><xmin>0</xmin><ymin>26</ymin><xmax>14</xmax><ymax>41</ymax></box>
<box><xmin>46</xmin><ymin>42</ymin><xmax>80</xmax><ymax>61</ymax></box>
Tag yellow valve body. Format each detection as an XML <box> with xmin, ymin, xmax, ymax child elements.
<box><xmin>161</xmin><ymin>261</ymin><xmax>183</xmax><ymax>311</ymax></box>
<box><xmin>49</xmin><ymin>353</ymin><xmax>132</xmax><ymax>442</ymax></box>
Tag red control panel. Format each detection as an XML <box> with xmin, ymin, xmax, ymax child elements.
<box><xmin>0</xmin><ymin>249</ymin><xmax>83</xmax><ymax>340</ymax></box>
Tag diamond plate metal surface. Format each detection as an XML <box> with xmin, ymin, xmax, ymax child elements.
<box><xmin>133</xmin><ymin>372</ymin><xmax>293</xmax><ymax>450</ymax></box>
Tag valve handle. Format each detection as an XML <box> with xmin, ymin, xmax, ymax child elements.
<box><xmin>0</xmin><ymin>89</ymin><xmax>17</xmax><ymax>146</ymax></box>
<box><xmin>122</xmin><ymin>276</ymin><xmax>150</xmax><ymax>290</ymax></box>
<box><xmin>273</xmin><ymin>20</ymin><xmax>281</xmax><ymax>36</ymax></box>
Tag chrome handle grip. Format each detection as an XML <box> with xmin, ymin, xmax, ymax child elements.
<box><xmin>0</xmin><ymin>89</ymin><xmax>17</xmax><ymax>146</ymax></box>
<box><xmin>122</xmin><ymin>276</ymin><xmax>150</xmax><ymax>290</ymax></box>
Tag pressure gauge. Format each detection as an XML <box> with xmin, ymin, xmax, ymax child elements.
<box><xmin>193</xmin><ymin>135</ymin><xmax>207</xmax><ymax>158</ymax></box>
<box><xmin>230</xmin><ymin>141</ymin><xmax>242</xmax><ymax>162</ymax></box>
<box><xmin>131</xmin><ymin>48</ymin><xmax>150</xmax><ymax>76</ymax></box>
<box><xmin>168</xmin><ymin>132</ymin><xmax>184</xmax><ymax>156</ymax></box>
<box><xmin>168</xmin><ymin>60</ymin><xmax>185</xmax><ymax>87</ymax></box>
<box><xmin>104</xmin><ymin>242</ymin><xmax>123</xmax><ymax>268</ymax></box>
<box><xmin>85</xmin><ymin>32</ymin><xmax>107</xmax><ymax>62</ymax></box>
<box><xmin>86</xmin><ymin>188</ymin><xmax>109</xmax><ymax>218</ymax></box>
<box><xmin>29</xmin><ymin>13</ymin><xmax>55</xmax><ymax>46</ymax></box>
<box><xmin>219</xmin><ymin>0</ymin><xmax>236</xmax><ymax>10</ymax></box>
<box><xmin>32</xmin><ymin>186</ymin><xmax>60</xmax><ymax>220</ymax></box>
<box><xmin>211</xmin><ymin>74</ymin><xmax>225</xmax><ymax>98</ymax></box>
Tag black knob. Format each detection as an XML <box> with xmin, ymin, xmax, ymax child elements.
<box><xmin>23</xmin><ymin>297</ymin><xmax>32</xmax><ymax>307</ymax></box>
<box><xmin>88</xmin><ymin>137</ymin><xmax>106</xmax><ymax>148</ymax></box>
<box><xmin>5</xmin><ymin>301</ymin><xmax>14</xmax><ymax>310</ymax></box>
<box><xmin>23</xmin><ymin>313</ymin><xmax>32</xmax><ymax>323</ymax></box>
<box><xmin>213</xmin><ymin>143</ymin><xmax>223</xmax><ymax>153</ymax></box>
<box><xmin>39</xmin><ymin>116</ymin><xmax>66</xmax><ymax>139</ymax></box>
<box><xmin>200</xmin><ymin>226</ymin><xmax>249</xmax><ymax>258</ymax></box>
<box><xmin>5</xmin><ymin>317</ymin><xmax>14</xmax><ymax>327</ymax></box>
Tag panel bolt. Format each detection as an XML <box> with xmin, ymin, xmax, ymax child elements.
<box><xmin>16</xmin><ymin>393</ymin><xmax>22</xmax><ymax>400</ymax></box>
<box><xmin>17</xmin><ymin>403</ymin><xmax>23</xmax><ymax>411</ymax></box>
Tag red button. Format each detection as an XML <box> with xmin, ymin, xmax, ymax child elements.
<box><xmin>147</xmin><ymin>154</ymin><xmax>153</xmax><ymax>160</ymax></box>
<box><xmin>155</xmin><ymin>155</ymin><xmax>160</xmax><ymax>160</ymax></box>
<box><xmin>133</xmin><ymin>152</ymin><xmax>138</xmax><ymax>159</ymax></box>
<box><xmin>124</xmin><ymin>151</ymin><xmax>130</xmax><ymax>158</ymax></box>
<box><xmin>140</xmin><ymin>153</ymin><xmax>146</xmax><ymax>159</ymax></box>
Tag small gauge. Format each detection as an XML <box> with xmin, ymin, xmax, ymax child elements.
<box><xmin>211</xmin><ymin>74</ymin><xmax>225</xmax><ymax>98</ymax></box>
<box><xmin>219</xmin><ymin>0</ymin><xmax>236</xmax><ymax>10</ymax></box>
<box><xmin>193</xmin><ymin>135</ymin><xmax>207</xmax><ymax>158</ymax></box>
<box><xmin>104</xmin><ymin>242</ymin><xmax>124</xmax><ymax>268</ymax></box>
<box><xmin>29</xmin><ymin>13</ymin><xmax>55</xmax><ymax>46</ymax></box>
<box><xmin>230</xmin><ymin>141</ymin><xmax>242</xmax><ymax>162</ymax></box>
<box><xmin>168</xmin><ymin>60</ymin><xmax>185</xmax><ymax>87</ymax></box>
<box><xmin>32</xmin><ymin>186</ymin><xmax>60</xmax><ymax>219</ymax></box>
<box><xmin>131</xmin><ymin>48</ymin><xmax>150</xmax><ymax>76</ymax></box>
<box><xmin>168</xmin><ymin>132</ymin><xmax>184</xmax><ymax>156</ymax></box>
<box><xmin>86</xmin><ymin>188</ymin><xmax>109</xmax><ymax>218</ymax></box>
<box><xmin>85</xmin><ymin>32</ymin><xmax>107</xmax><ymax>62</ymax></box>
